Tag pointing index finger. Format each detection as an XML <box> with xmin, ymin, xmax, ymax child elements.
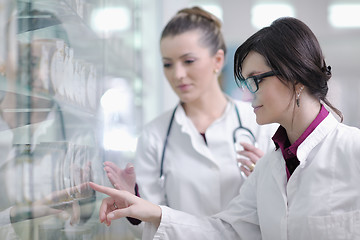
<box><xmin>89</xmin><ymin>182</ymin><xmax>118</xmax><ymax>197</ymax></box>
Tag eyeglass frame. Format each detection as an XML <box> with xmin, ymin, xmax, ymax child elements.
<box><xmin>235</xmin><ymin>70</ymin><xmax>279</xmax><ymax>93</ymax></box>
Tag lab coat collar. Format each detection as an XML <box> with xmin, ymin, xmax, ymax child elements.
<box><xmin>173</xmin><ymin>101</ymin><xmax>233</xmax><ymax>164</ymax></box>
<box><xmin>270</xmin><ymin>112</ymin><xmax>339</xmax><ymax>203</ymax></box>
<box><xmin>296</xmin><ymin>112</ymin><xmax>339</xmax><ymax>166</ymax></box>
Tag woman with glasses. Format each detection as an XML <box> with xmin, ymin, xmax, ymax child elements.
<box><xmin>91</xmin><ymin>17</ymin><xmax>360</xmax><ymax>239</ymax></box>
<box><xmin>102</xmin><ymin>6</ymin><xmax>276</xmax><ymax>234</ymax></box>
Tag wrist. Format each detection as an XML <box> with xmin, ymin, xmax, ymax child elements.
<box><xmin>126</xmin><ymin>183</ymin><xmax>142</xmax><ymax>225</ymax></box>
<box><xmin>134</xmin><ymin>183</ymin><xmax>139</xmax><ymax>196</ymax></box>
<box><xmin>151</xmin><ymin>205</ymin><xmax>162</xmax><ymax>228</ymax></box>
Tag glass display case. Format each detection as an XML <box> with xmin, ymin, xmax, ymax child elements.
<box><xmin>0</xmin><ymin>0</ymin><xmax>142</xmax><ymax>239</ymax></box>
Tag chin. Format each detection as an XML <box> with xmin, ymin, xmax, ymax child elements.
<box><xmin>256</xmin><ymin>117</ymin><xmax>270</xmax><ymax>125</ymax></box>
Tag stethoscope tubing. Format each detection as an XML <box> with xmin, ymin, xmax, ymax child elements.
<box><xmin>159</xmin><ymin>102</ymin><xmax>256</xmax><ymax>181</ymax></box>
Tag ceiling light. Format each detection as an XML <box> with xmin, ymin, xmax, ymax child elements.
<box><xmin>91</xmin><ymin>7</ymin><xmax>131</xmax><ymax>33</ymax></box>
<box><xmin>251</xmin><ymin>4</ymin><xmax>295</xmax><ymax>29</ymax></box>
<box><xmin>329</xmin><ymin>4</ymin><xmax>360</xmax><ymax>28</ymax></box>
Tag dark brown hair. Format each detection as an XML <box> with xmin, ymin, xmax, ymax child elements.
<box><xmin>234</xmin><ymin>17</ymin><xmax>343</xmax><ymax>121</ymax></box>
<box><xmin>161</xmin><ymin>6</ymin><xmax>226</xmax><ymax>56</ymax></box>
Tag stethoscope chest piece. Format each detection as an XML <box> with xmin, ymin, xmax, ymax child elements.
<box><xmin>158</xmin><ymin>175</ymin><xmax>165</xmax><ymax>188</ymax></box>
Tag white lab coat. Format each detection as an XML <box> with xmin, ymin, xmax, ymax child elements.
<box><xmin>144</xmin><ymin>112</ymin><xmax>360</xmax><ymax>240</ymax></box>
<box><xmin>135</xmin><ymin>98</ymin><xmax>277</xmax><ymax>216</ymax></box>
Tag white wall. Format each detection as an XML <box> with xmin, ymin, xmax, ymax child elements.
<box><xmin>220</xmin><ymin>0</ymin><xmax>360</xmax><ymax>127</ymax></box>
<box><xmin>142</xmin><ymin>0</ymin><xmax>360</xmax><ymax>128</ymax></box>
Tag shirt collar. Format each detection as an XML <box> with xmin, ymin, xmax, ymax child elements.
<box><xmin>272</xmin><ymin>105</ymin><xmax>329</xmax><ymax>158</ymax></box>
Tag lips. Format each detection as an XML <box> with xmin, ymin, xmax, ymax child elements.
<box><xmin>252</xmin><ymin>105</ymin><xmax>263</xmax><ymax>113</ymax></box>
<box><xmin>177</xmin><ymin>84</ymin><xmax>191</xmax><ymax>91</ymax></box>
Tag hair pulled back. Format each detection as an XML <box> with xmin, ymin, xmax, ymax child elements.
<box><xmin>234</xmin><ymin>17</ymin><xmax>342</xmax><ymax>121</ymax></box>
<box><xmin>161</xmin><ymin>6</ymin><xmax>226</xmax><ymax>56</ymax></box>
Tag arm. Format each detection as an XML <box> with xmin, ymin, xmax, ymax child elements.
<box><xmin>89</xmin><ymin>182</ymin><xmax>259</xmax><ymax>240</ymax></box>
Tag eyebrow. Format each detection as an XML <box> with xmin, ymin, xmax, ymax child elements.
<box><xmin>243</xmin><ymin>70</ymin><xmax>261</xmax><ymax>78</ymax></box>
<box><xmin>162</xmin><ymin>53</ymin><xmax>194</xmax><ymax>61</ymax></box>
<box><xmin>245</xmin><ymin>70</ymin><xmax>272</xmax><ymax>78</ymax></box>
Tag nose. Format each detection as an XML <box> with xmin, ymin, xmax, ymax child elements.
<box><xmin>173</xmin><ymin>63</ymin><xmax>186</xmax><ymax>80</ymax></box>
<box><xmin>242</xmin><ymin>89</ymin><xmax>255</xmax><ymax>102</ymax></box>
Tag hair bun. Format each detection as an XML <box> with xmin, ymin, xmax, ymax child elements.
<box><xmin>325</xmin><ymin>65</ymin><xmax>332</xmax><ymax>78</ymax></box>
<box><xmin>178</xmin><ymin>6</ymin><xmax>222</xmax><ymax>29</ymax></box>
<box><xmin>326</xmin><ymin>65</ymin><xmax>331</xmax><ymax>74</ymax></box>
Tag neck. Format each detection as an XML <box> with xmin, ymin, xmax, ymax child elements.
<box><xmin>283</xmin><ymin>97</ymin><xmax>321</xmax><ymax>144</ymax></box>
<box><xmin>182</xmin><ymin>89</ymin><xmax>227</xmax><ymax>133</ymax></box>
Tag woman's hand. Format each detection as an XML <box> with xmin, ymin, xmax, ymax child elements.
<box><xmin>103</xmin><ymin>162</ymin><xmax>136</xmax><ymax>194</ymax></box>
<box><xmin>89</xmin><ymin>182</ymin><xmax>162</xmax><ymax>227</ymax></box>
<box><xmin>236</xmin><ymin>142</ymin><xmax>264</xmax><ymax>177</ymax></box>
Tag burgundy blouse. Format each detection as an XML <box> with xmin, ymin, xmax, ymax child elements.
<box><xmin>272</xmin><ymin>105</ymin><xmax>329</xmax><ymax>180</ymax></box>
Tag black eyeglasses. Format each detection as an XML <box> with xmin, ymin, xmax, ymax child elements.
<box><xmin>235</xmin><ymin>71</ymin><xmax>279</xmax><ymax>93</ymax></box>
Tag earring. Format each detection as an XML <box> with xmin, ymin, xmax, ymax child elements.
<box><xmin>296</xmin><ymin>86</ymin><xmax>304</xmax><ymax>107</ymax></box>
<box><xmin>214</xmin><ymin>69</ymin><xmax>219</xmax><ymax>74</ymax></box>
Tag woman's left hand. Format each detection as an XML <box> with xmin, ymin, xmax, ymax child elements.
<box><xmin>236</xmin><ymin>142</ymin><xmax>264</xmax><ymax>177</ymax></box>
<box><xmin>103</xmin><ymin>162</ymin><xmax>136</xmax><ymax>194</ymax></box>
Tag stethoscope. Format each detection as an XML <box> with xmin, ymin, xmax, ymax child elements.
<box><xmin>158</xmin><ymin>102</ymin><xmax>257</xmax><ymax>187</ymax></box>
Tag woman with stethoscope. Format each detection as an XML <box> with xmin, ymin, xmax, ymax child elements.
<box><xmin>103</xmin><ymin>6</ymin><xmax>277</xmax><ymax>230</ymax></box>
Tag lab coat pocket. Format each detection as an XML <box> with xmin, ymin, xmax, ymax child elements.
<box><xmin>308</xmin><ymin>210</ymin><xmax>360</xmax><ymax>240</ymax></box>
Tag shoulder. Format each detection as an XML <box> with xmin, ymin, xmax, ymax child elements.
<box><xmin>332</xmin><ymin>123</ymin><xmax>360</xmax><ymax>145</ymax></box>
<box><xmin>314</xmin><ymin>119</ymin><xmax>360</xmax><ymax>160</ymax></box>
<box><xmin>323</xmin><ymin>123</ymin><xmax>360</xmax><ymax>171</ymax></box>
<box><xmin>337</xmin><ymin>122</ymin><xmax>360</xmax><ymax>134</ymax></box>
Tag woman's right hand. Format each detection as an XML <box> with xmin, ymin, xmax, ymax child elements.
<box><xmin>89</xmin><ymin>182</ymin><xmax>162</xmax><ymax>227</ymax></box>
<box><xmin>237</xmin><ymin>142</ymin><xmax>264</xmax><ymax>177</ymax></box>
<box><xmin>103</xmin><ymin>162</ymin><xmax>136</xmax><ymax>195</ymax></box>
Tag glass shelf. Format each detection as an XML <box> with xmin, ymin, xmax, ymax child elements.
<box><xmin>0</xmin><ymin>0</ymin><xmax>143</xmax><ymax>239</ymax></box>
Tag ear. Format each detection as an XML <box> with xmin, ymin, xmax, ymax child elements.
<box><xmin>213</xmin><ymin>49</ymin><xmax>225</xmax><ymax>71</ymax></box>
<box><xmin>294</xmin><ymin>82</ymin><xmax>305</xmax><ymax>92</ymax></box>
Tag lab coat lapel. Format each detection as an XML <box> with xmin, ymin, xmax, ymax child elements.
<box><xmin>287</xmin><ymin>112</ymin><xmax>339</xmax><ymax>199</ymax></box>
<box><xmin>271</xmin><ymin>150</ymin><xmax>288</xmax><ymax>205</ymax></box>
<box><xmin>174</xmin><ymin>106</ymin><xmax>215</xmax><ymax>163</ymax></box>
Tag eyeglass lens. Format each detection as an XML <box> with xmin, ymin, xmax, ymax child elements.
<box><xmin>245</xmin><ymin>78</ymin><xmax>258</xmax><ymax>93</ymax></box>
